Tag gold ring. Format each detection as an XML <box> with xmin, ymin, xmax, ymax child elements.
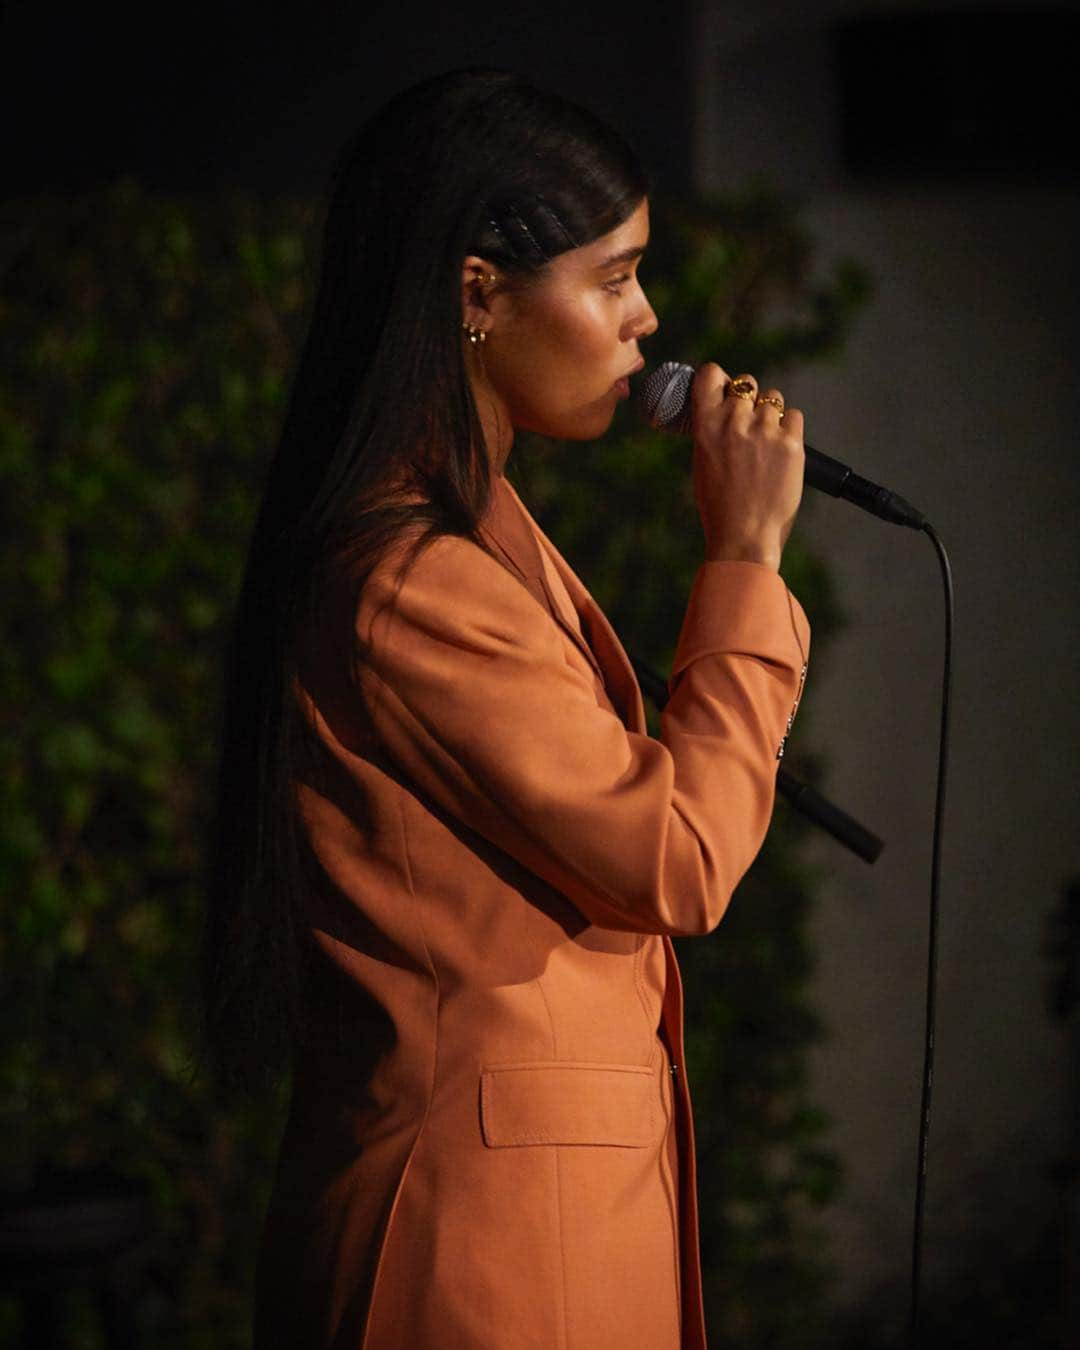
<box><xmin>727</xmin><ymin>375</ymin><xmax>757</xmax><ymax>402</ymax></box>
<box><xmin>755</xmin><ymin>394</ymin><xmax>785</xmax><ymax>413</ymax></box>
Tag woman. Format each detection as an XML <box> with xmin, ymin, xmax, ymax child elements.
<box><xmin>202</xmin><ymin>69</ymin><xmax>809</xmax><ymax>1350</ymax></box>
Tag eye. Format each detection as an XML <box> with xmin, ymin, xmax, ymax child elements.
<box><xmin>602</xmin><ymin>273</ymin><xmax>631</xmax><ymax>295</ymax></box>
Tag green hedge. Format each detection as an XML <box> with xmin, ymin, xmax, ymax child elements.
<box><xmin>0</xmin><ymin>178</ymin><xmax>867</xmax><ymax>1347</ymax></box>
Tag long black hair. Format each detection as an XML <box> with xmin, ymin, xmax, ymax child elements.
<box><xmin>200</xmin><ymin>69</ymin><xmax>648</xmax><ymax>1096</ymax></box>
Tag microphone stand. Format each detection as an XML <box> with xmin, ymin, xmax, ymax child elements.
<box><xmin>627</xmin><ymin>650</ymin><xmax>884</xmax><ymax>864</ymax></box>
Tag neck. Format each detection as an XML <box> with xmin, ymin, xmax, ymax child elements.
<box><xmin>467</xmin><ymin>360</ymin><xmax>514</xmax><ymax>477</ymax></box>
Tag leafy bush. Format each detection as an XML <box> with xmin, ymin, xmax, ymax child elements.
<box><xmin>0</xmin><ymin>178</ymin><xmax>867</xmax><ymax>1346</ymax></box>
<box><xmin>1</xmin><ymin>180</ymin><xmax>311</xmax><ymax>1345</ymax></box>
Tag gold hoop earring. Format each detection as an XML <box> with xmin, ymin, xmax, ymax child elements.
<box><xmin>462</xmin><ymin>322</ymin><xmax>487</xmax><ymax>347</ymax></box>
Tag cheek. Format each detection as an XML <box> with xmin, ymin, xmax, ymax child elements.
<box><xmin>488</xmin><ymin>292</ymin><xmax>622</xmax><ymax>432</ymax></box>
<box><xmin>562</xmin><ymin>297</ymin><xmax>615</xmax><ymax>355</ymax></box>
<box><xmin>537</xmin><ymin>303</ymin><xmax>618</xmax><ymax>387</ymax></box>
<box><xmin>524</xmin><ymin>283</ymin><xmax>612</xmax><ymax>347</ymax></box>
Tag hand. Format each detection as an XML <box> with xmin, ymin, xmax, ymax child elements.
<box><xmin>690</xmin><ymin>364</ymin><xmax>805</xmax><ymax>571</ymax></box>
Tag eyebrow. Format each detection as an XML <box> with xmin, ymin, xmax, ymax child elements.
<box><xmin>594</xmin><ymin>243</ymin><xmax>647</xmax><ymax>270</ymax></box>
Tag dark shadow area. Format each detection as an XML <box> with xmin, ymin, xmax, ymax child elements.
<box><xmin>834</xmin><ymin>7</ymin><xmax>1080</xmax><ymax>184</ymax></box>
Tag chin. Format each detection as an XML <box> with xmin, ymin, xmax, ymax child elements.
<box><xmin>546</xmin><ymin>409</ymin><xmax>618</xmax><ymax>442</ymax></box>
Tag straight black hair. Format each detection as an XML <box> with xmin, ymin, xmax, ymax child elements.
<box><xmin>199</xmin><ymin>69</ymin><xmax>649</xmax><ymax>1096</ymax></box>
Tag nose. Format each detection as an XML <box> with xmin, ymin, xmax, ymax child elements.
<box><xmin>629</xmin><ymin>284</ymin><xmax>659</xmax><ymax>341</ymax></box>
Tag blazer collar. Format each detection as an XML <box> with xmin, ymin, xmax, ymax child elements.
<box><xmin>478</xmin><ymin>475</ymin><xmax>646</xmax><ymax>734</ymax></box>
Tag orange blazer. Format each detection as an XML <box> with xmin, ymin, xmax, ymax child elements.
<box><xmin>254</xmin><ymin>473</ymin><xmax>810</xmax><ymax>1349</ymax></box>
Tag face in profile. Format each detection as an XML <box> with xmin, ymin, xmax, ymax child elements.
<box><xmin>466</xmin><ymin>198</ymin><xmax>659</xmax><ymax>454</ymax></box>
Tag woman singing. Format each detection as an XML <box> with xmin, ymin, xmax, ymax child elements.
<box><xmin>202</xmin><ymin>68</ymin><xmax>809</xmax><ymax>1350</ymax></box>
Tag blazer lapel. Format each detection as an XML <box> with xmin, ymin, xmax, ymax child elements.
<box><xmin>483</xmin><ymin>476</ymin><xmax>647</xmax><ymax>735</ymax></box>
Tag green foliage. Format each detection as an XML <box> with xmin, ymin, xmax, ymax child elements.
<box><xmin>1</xmin><ymin>179</ymin><xmax>867</xmax><ymax>1345</ymax></box>
<box><xmin>0</xmin><ymin>179</ymin><xmax>308</xmax><ymax>1346</ymax></box>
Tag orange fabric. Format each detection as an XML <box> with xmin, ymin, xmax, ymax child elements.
<box><xmin>253</xmin><ymin>473</ymin><xmax>810</xmax><ymax>1349</ymax></box>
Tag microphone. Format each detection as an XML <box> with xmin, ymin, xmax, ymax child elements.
<box><xmin>637</xmin><ymin>361</ymin><xmax>926</xmax><ymax>530</ymax></box>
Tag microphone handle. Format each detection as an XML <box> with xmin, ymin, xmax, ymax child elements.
<box><xmin>805</xmin><ymin>445</ymin><xmax>926</xmax><ymax>529</ymax></box>
<box><xmin>776</xmin><ymin>767</ymin><xmax>884</xmax><ymax>863</ymax></box>
<box><xmin>637</xmin><ymin>364</ymin><xmax>927</xmax><ymax>530</ymax></box>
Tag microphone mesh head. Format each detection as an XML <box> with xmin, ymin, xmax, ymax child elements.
<box><xmin>635</xmin><ymin>361</ymin><xmax>695</xmax><ymax>435</ymax></box>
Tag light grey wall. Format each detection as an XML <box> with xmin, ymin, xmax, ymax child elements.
<box><xmin>694</xmin><ymin>0</ymin><xmax>1080</xmax><ymax>1310</ymax></box>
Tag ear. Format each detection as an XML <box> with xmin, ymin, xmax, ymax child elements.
<box><xmin>461</xmin><ymin>256</ymin><xmax>500</xmax><ymax>334</ymax></box>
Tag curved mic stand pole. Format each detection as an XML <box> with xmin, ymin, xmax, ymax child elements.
<box><xmin>627</xmin><ymin>650</ymin><xmax>884</xmax><ymax>864</ymax></box>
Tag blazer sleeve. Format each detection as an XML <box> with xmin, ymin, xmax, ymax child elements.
<box><xmin>354</xmin><ymin>532</ymin><xmax>810</xmax><ymax>937</ymax></box>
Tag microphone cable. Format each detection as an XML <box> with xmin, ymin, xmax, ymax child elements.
<box><xmin>909</xmin><ymin>520</ymin><xmax>954</xmax><ymax>1349</ymax></box>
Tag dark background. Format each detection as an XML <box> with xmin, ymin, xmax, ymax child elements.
<box><xmin>0</xmin><ymin>1</ymin><xmax>693</xmax><ymax>197</ymax></box>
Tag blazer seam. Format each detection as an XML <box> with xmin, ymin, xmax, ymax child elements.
<box><xmin>398</xmin><ymin>787</ymin><xmax>441</xmax><ymax>1050</ymax></box>
<box><xmin>360</xmin><ymin>791</ymin><xmax>440</xmax><ymax>1350</ymax></box>
<box><xmin>530</xmin><ymin>974</ymin><xmax>569</xmax><ymax>1347</ymax></box>
<box><xmin>396</xmin><ymin>788</ymin><xmax>442</xmax><ymax>1216</ymax></box>
<box><xmin>632</xmin><ymin>936</ymin><xmax>654</xmax><ymax>1054</ymax></box>
<box><xmin>552</xmin><ymin>1136</ymin><xmax>570</xmax><ymax>1350</ymax></box>
<box><xmin>533</xmin><ymin>971</ymin><xmax>560</xmax><ymax>1060</ymax></box>
<box><xmin>657</xmin><ymin>1038</ymin><xmax>683</xmax><ymax>1334</ymax></box>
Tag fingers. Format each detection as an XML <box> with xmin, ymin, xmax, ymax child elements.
<box><xmin>690</xmin><ymin>362</ymin><xmax>731</xmax><ymax>443</ymax></box>
<box><xmin>777</xmin><ymin>405</ymin><xmax>803</xmax><ymax>440</ymax></box>
<box><xmin>689</xmin><ymin>366</ymin><xmax>806</xmax><ymax>569</ymax></box>
<box><xmin>754</xmin><ymin>387</ymin><xmax>803</xmax><ymax>452</ymax></box>
<box><xmin>691</xmin><ymin>363</ymin><xmax>728</xmax><ymax>399</ymax></box>
<box><xmin>733</xmin><ymin>378</ymin><xmax>803</xmax><ymax>442</ymax></box>
<box><xmin>690</xmin><ymin>363</ymin><xmax>727</xmax><ymax>421</ymax></box>
<box><xmin>721</xmin><ymin>374</ymin><xmax>758</xmax><ymax>437</ymax></box>
<box><xmin>727</xmin><ymin>373</ymin><xmax>758</xmax><ymax>401</ymax></box>
<box><xmin>693</xmin><ymin>365</ymin><xmax>803</xmax><ymax>441</ymax></box>
<box><xmin>693</xmin><ymin>365</ymin><xmax>763</xmax><ymax>429</ymax></box>
<box><xmin>755</xmin><ymin>387</ymin><xmax>784</xmax><ymax>417</ymax></box>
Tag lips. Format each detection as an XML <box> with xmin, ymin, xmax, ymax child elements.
<box><xmin>612</xmin><ymin>358</ymin><xmax>645</xmax><ymax>398</ymax></box>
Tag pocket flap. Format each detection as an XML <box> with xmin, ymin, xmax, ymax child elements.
<box><xmin>480</xmin><ymin>1060</ymin><xmax>662</xmax><ymax>1148</ymax></box>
